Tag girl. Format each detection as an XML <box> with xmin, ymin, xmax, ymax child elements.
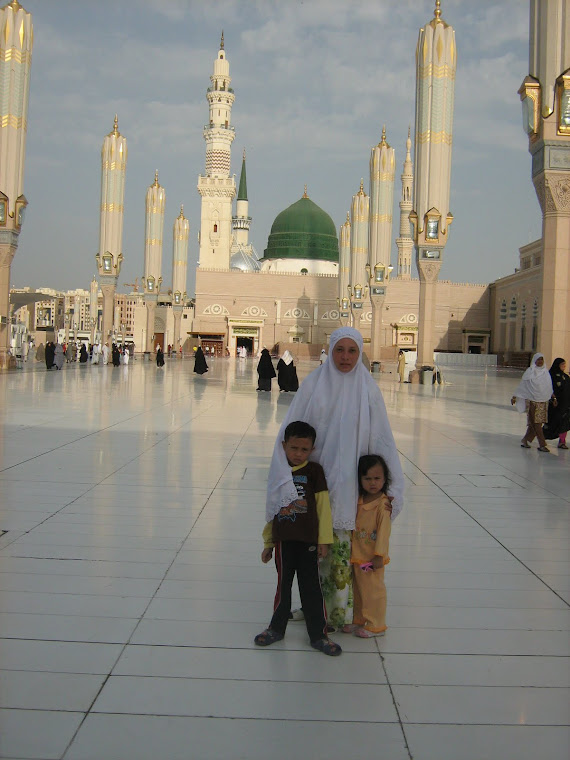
<box><xmin>344</xmin><ymin>454</ymin><xmax>392</xmax><ymax>638</ymax></box>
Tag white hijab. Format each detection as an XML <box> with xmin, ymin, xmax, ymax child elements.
<box><xmin>281</xmin><ymin>350</ymin><xmax>293</xmax><ymax>366</ymax></box>
<box><xmin>513</xmin><ymin>353</ymin><xmax>553</xmax><ymax>409</ymax></box>
<box><xmin>266</xmin><ymin>327</ymin><xmax>405</xmax><ymax>529</ymax></box>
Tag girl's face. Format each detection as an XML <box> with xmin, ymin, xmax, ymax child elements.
<box><xmin>360</xmin><ymin>463</ymin><xmax>386</xmax><ymax>496</ymax></box>
<box><xmin>332</xmin><ymin>338</ymin><xmax>359</xmax><ymax>373</ymax></box>
<box><xmin>535</xmin><ymin>356</ymin><xmax>544</xmax><ymax>367</ymax></box>
<box><xmin>560</xmin><ymin>361</ymin><xmax>567</xmax><ymax>373</ymax></box>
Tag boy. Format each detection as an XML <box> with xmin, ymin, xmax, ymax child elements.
<box><xmin>254</xmin><ymin>421</ymin><xmax>342</xmax><ymax>656</ymax></box>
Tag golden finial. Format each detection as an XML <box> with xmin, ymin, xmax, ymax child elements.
<box><xmin>303</xmin><ymin>184</ymin><xmax>308</xmax><ymax>198</ymax></box>
<box><xmin>434</xmin><ymin>1</ymin><xmax>441</xmax><ymax>19</ymax></box>
<box><xmin>220</xmin><ymin>30</ymin><xmax>224</xmax><ymax>50</ymax></box>
<box><xmin>243</xmin><ymin>147</ymin><xmax>246</xmax><ymax>161</ymax></box>
<box><xmin>179</xmin><ymin>204</ymin><xmax>184</xmax><ymax>218</ymax></box>
<box><xmin>408</xmin><ymin>125</ymin><xmax>411</xmax><ymax>139</ymax></box>
<box><xmin>358</xmin><ymin>178</ymin><xmax>365</xmax><ymax>195</ymax></box>
<box><xmin>345</xmin><ymin>211</ymin><xmax>350</xmax><ymax>224</ymax></box>
<box><xmin>154</xmin><ymin>169</ymin><xmax>159</xmax><ymax>186</ymax></box>
<box><xmin>379</xmin><ymin>124</ymin><xmax>387</xmax><ymax>146</ymax></box>
<box><xmin>112</xmin><ymin>114</ymin><xmax>119</xmax><ymax>135</ymax></box>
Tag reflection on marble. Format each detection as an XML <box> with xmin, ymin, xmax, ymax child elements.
<box><xmin>0</xmin><ymin>359</ymin><xmax>568</xmax><ymax>759</ymax></box>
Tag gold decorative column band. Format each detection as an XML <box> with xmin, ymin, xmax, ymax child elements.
<box><xmin>418</xmin><ymin>63</ymin><xmax>455</xmax><ymax>80</ymax></box>
<box><xmin>145</xmin><ymin>239</ymin><xmax>163</xmax><ymax>245</ymax></box>
<box><xmin>416</xmin><ymin>130</ymin><xmax>453</xmax><ymax>144</ymax></box>
<box><xmin>0</xmin><ymin>47</ymin><xmax>31</xmax><ymax>63</ymax></box>
<box><xmin>102</xmin><ymin>161</ymin><xmax>126</xmax><ymax>171</ymax></box>
<box><xmin>351</xmin><ymin>246</ymin><xmax>368</xmax><ymax>254</ymax></box>
<box><xmin>351</xmin><ymin>215</ymin><xmax>369</xmax><ymax>222</ymax></box>
<box><xmin>0</xmin><ymin>114</ymin><xmax>27</xmax><ymax>129</ymax></box>
<box><xmin>100</xmin><ymin>203</ymin><xmax>124</xmax><ymax>212</ymax></box>
<box><xmin>370</xmin><ymin>214</ymin><xmax>392</xmax><ymax>222</ymax></box>
<box><xmin>370</xmin><ymin>172</ymin><xmax>395</xmax><ymax>181</ymax></box>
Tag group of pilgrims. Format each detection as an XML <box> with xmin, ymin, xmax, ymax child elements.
<box><xmin>39</xmin><ymin>341</ymin><xmax>133</xmax><ymax>370</ymax></box>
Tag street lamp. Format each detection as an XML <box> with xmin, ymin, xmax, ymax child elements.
<box><xmin>365</xmin><ymin>262</ymin><xmax>394</xmax><ymax>364</ymax></box>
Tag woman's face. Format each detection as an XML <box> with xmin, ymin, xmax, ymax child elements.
<box><xmin>560</xmin><ymin>361</ymin><xmax>567</xmax><ymax>373</ymax></box>
<box><xmin>535</xmin><ymin>356</ymin><xmax>544</xmax><ymax>367</ymax></box>
<box><xmin>332</xmin><ymin>338</ymin><xmax>360</xmax><ymax>373</ymax></box>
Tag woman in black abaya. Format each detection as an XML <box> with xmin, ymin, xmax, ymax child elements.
<box><xmin>256</xmin><ymin>348</ymin><xmax>276</xmax><ymax>392</ymax></box>
<box><xmin>276</xmin><ymin>350</ymin><xmax>299</xmax><ymax>392</ymax></box>
<box><xmin>194</xmin><ymin>346</ymin><xmax>208</xmax><ymax>375</ymax></box>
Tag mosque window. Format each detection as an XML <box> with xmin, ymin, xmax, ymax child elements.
<box><xmin>213</xmin><ymin>224</ymin><xmax>218</xmax><ymax>233</ymax></box>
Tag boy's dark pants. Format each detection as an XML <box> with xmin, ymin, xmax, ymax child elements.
<box><xmin>270</xmin><ymin>540</ymin><xmax>327</xmax><ymax>643</ymax></box>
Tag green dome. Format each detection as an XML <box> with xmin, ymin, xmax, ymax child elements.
<box><xmin>262</xmin><ymin>196</ymin><xmax>339</xmax><ymax>262</ymax></box>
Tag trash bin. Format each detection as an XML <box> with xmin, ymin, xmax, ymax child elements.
<box><xmin>371</xmin><ymin>361</ymin><xmax>381</xmax><ymax>373</ymax></box>
<box><xmin>422</xmin><ymin>369</ymin><xmax>433</xmax><ymax>385</ymax></box>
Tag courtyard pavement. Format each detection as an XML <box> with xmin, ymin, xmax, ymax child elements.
<box><xmin>0</xmin><ymin>357</ymin><xmax>568</xmax><ymax>760</ymax></box>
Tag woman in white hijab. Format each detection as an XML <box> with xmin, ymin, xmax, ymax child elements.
<box><xmin>266</xmin><ymin>326</ymin><xmax>404</xmax><ymax>630</ymax></box>
<box><xmin>511</xmin><ymin>353</ymin><xmax>556</xmax><ymax>452</ymax></box>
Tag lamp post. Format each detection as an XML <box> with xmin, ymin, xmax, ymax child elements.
<box><xmin>366</xmin><ymin>262</ymin><xmax>393</xmax><ymax>364</ymax></box>
<box><xmin>64</xmin><ymin>310</ymin><xmax>71</xmax><ymax>345</ymax></box>
<box><xmin>346</xmin><ymin>283</ymin><xmax>368</xmax><ymax>331</ymax></box>
<box><xmin>90</xmin><ymin>317</ymin><xmax>97</xmax><ymax>346</ymax></box>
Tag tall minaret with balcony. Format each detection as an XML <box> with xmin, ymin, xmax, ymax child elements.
<box><xmin>369</xmin><ymin>126</ymin><xmax>395</xmax><ymax>272</ymax></box>
<box><xmin>349</xmin><ymin>180</ymin><xmax>369</xmax><ymax>328</ymax></box>
<box><xmin>409</xmin><ymin>0</ymin><xmax>456</xmax><ymax>367</ymax></box>
<box><xmin>95</xmin><ymin>116</ymin><xmax>128</xmax><ymax>342</ymax></box>
<box><xmin>172</xmin><ymin>205</ymin><xmax>189</xmax><ymax>351</ymax></box>
<box><xmin>143</xmin><ymin>170</ymin><xmax>165</xmax><ymax>354</ymax></box>
<box><xmin>518</xmin><ymin>0</ymin><xmax>570</xmax><ymax>360</ymax></box>
<box><xmin>396</xmin><ymin>128</ymin><xmax>414</xmax><ymax>279</ymax></box>
<box><xmin>338</xmin><ymin>212</ymin><xmax>351</xmax><ymax>322</ymax></box>
<box><xmin>0</xmin><ymin>0</ymin><xmax>32</xmax><ymax>366</ymax></box>
<box><xmin>197</xmin><ymin>33</ymin><xmax>236</xmax><ymax>270</ymax></box>
<box><xmin>232</xmin><ymin>149</ymin><xmax>251</xmax><ymax>247</ymax></box>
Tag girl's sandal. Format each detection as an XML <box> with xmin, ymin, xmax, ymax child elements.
<box><xmin>311</xmin><ymin>638</ymin><xmax>342</xmax><ymax>656</ymax></box>
<box><xmin>340</xmin><ymin>624</ymin><xmax>359</xmax><ymax>634</ymax></box>
<box><xmin>355</xmin><ymin>627</ymin><xmax>385</xmax><ymax>638</ymax></box>
<box><xmin>254</xmin><ymin>628</ymin><xmax>284</xmax><ymax>647</ymax></box>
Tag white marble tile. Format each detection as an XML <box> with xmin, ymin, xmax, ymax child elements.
<box><xmin>0</xmin><ymin>708</ymin><xmax>84</xmax><ymax>759</ymax></box>
<box><xmin>0</xmin><ymin>639</ymin><xmax>123</xmax><ymax>674</ymax></box>
<box><xmin>65</xmin><ymin>714</ymin><xmax>409</xmax><ymax>760</ymax></box>
<box><xmin>0</xmin><ymin>670</ymin><xmax>105</xmax><ymax>710</ymax></box>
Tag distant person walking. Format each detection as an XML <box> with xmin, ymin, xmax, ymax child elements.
<box><xmin>193</xmin><ymin>346</ymin><xmax>208</xmax><ymax>375</ymax></box>
<box><xmin>397</xmin><ymin>350</ymin><xmax>406</xmax><ymax>383</ymax></box>
<box><xmin>53</xmin><ymin>343</ymin><xmax>64</xmax><ymax>370</ymax></box>
<box><xmin>277</xmin><ymin>350</ymin><xmax>299</xmax><ymax>392</ymax></box>
<box><xmin>112</xmin><ymin>343</ymin><xmax>120</xmax><ymax>367</ymax></box>
<box><xmin>156</xmin><ymin>346</ymin><xmax>165</xmax><ymax>367</ymax></box>
<box><xmin>102</xmin><ymin>342</ymin><xmax>110</xmax><ymax>365</ymax></box>
<box><xmin>257</xmin><ymin>348</ymin><xmax>276</xmax><ymax>392</ymax></box>
<box><xmin>79</xmin><ymin>344</ymin><xmax>88</xmax><ymax>363</ymax></box>
<box><xmin>543</xmin><ymin>358</ymin><xmax>570</xmax><ymax>450</ymax></box>
<box><xmin>45</xmin><ymin>341</ymin><xmax>55</xmax><ymax>370</ymax></box>
<box><xmin>511</xmin><ymin>353</ymin><xmax>557</xmax><ymax>452</ymax></box>
<box><xmin>319</xmin><ymin>348</ymin><xmax>327</xmax><ymax>365</ymax></box>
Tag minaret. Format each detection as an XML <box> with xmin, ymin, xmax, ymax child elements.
<box><xmin>0</xmin><ymin>0</ymin><xmax>32</xmax><ymax>366</ymax></box>
<box><xmin>396</xmin><ymin>128</ymin><xmax>414</xmax><ymax>279</ymax></box>
<box><xmin>143</xmin><ymin>170</ymin><xmax>166</xmax><ymax>354</ymax></box>
<box><xmin>95</xmin><ymin>115</ymin><xmax>128</xmax><ymax>343</ymax></box>
<box><xmin>369</xmin><ymin>126</ymin><xmax>395</xmax><ymax>272</ymax></box>
<box><xmin>518</xmin><ymin>0</ymin><xmax>570</xmax><ymax>361</ymax></box>
<box><xmin>410</xmin><ymin>0</ymin><xmax>456</xmax><ymax>368</ymax></box>
<box><xmin>232</xmin><ymin>149</ymin><xmax>251</xmax><ymax>247</ymax></box>
<box><xmin>338</xmin><ymin>212</ymin><xmax>351</xmax><ymax>324</ymax></box>
<box><xmin>197</xmin><ymin>33</ymin><xmax>236</xmax><ymax>270</ymax></box>
<box><xmin>172</xmin><ymin>204</ymin><xmax>189</xmax><ymax>352</ymax></box>
<box><xmin>368</xmin><ymin>126</ymin><xmax>396</xmax><ymax>358</ymax></box>
<box><xmin>349</xmin><ymin>180</ymin><xmax>369</xmax><ymax>328</ymax></box>
<box><xmin>89</xmin><ymin>276</ymin><xmax>99</xmax><ymax>342</ymax></box>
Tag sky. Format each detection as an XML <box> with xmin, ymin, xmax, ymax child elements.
<box><xmin>10</xmin><ymin>0</ymin><xmax>541</xmax><ymax>295</ymax></box>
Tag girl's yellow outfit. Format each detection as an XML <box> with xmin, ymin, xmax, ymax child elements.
<box><xmin>351</xmin><ymin>493</ymin><xmax>391</xmax><ymax>633</ymax></box>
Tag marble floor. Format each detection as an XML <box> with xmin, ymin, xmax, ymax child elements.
<box><xmin>0</xmin><ymin>357</ymin><xmax>568</xmax><ymax>760</ymax></box>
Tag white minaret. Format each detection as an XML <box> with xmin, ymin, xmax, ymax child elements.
<box><xmin>143</xmin><ymin>170</ymin><xmax>166</xmax><ymax>354</ymax></box>
<box><xmin>95</xmin><ymin>116</ymin><xmax>128</xmax><ymax>342</ymax></box>
<box><xmin>338</xmin><ymin>213</ymin><xmax>351</xmax><ymax>301</ymax></box>
<box><xmin>197</xmin><ymin>32</ymin><xmax>236</xmax><ymax>270</ymax></box>
<box><xmin>410</xmin><ymin>0</ymin><xmax>456</xmax><ymax>368</ymax></box>
<box><xmin>0</xmin><ymin>0</ymin><xmax>32</xmax><ymax>365</ymax></box>
<box><xmin>519</xmin><ymin>0</ymin><xmax>570</xmax><ymax>361</ymax></box>
<box><xmin>349</xmin><ymin>180</ymin><xmax>369</xmax><ymax>292</ymax></box>
<box><xmin>369</xmin><ymin>126</ymin><xmax>395</xmax><ymax>272</ymax></box>
<box><xmin>396</xmin><ymin>128</ymin><xmax>414</xmax><ymax>279</ymax></box>
<box><xmin>172</xmin><ymin>205</ymin><xmax>189</xmax><ymax>352</ymax></box>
